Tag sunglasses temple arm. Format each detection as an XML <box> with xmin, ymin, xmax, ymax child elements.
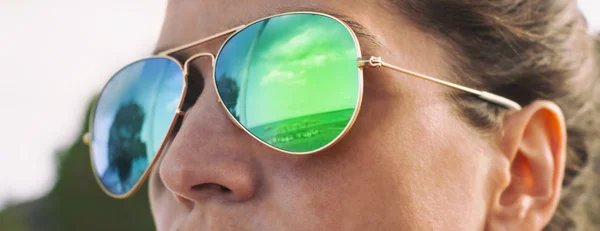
<box><xmin>359</xmin><ymin>57</ymin><xmax>522</xmax><ymax>111</ymax></box>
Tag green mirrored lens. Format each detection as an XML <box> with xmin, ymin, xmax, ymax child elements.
<box><xmin>215</xmin><ymin>13</ymin><xmax>360</xmax><ymax>153</ymax></box>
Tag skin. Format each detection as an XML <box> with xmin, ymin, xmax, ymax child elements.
<box><xmin>148</xmin><ymin>0</ymin><xmax>567</xmax><ymax>230</ymax></box>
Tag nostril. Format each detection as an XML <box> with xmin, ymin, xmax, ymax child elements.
<box><xmin>191</xmin><ymin>183</ymin><xmax>232</xmax><ymax>194</ymax></box>
<box><xmin>220</xmin><ymin>185</ymin><xmax>232</xmax><ymax>193</ymax></box>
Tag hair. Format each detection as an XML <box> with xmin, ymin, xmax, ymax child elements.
<box><xmin>387</xmin><ymin>0</ymin><xmax>600</xmax><ymax>230</ymax></box>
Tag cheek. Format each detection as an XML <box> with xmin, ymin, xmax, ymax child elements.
<box><xmin>149</xmin><ymin>164</ymin><xmax>186</xmax><ymax>230</ymax></box>
<box><xmin>148</xmin><ymin>168</ymin><xmax>169</xmax><ymax>230</ymax></box>
<box><xmin>365</xmin><ymin>99</ymin><xmax>492</xmax><ymax>229</ymax></box>
<box><xmin>266</xmin><ymin>90</ymin><xmax>494</xmax><ymax>229</ymax></box>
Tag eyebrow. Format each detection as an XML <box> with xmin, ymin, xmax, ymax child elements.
<box><xmin>318</xmin><ymin>11</ymin><xmax>383</xmax><ymax>48</ymax></box>
<box><xmin>156</xmin><ymin>10</ymin><xmax>383</xmax><ymax>56</ymax></box>
<box><xmin>274</xmin><ymin>7</ymin><xmax>383</xmax><ymax>47</ymax></box>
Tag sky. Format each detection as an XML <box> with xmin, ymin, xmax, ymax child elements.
<box><xmin>0</xmin><ymin>0</ymin><xmax>599</xmax><ymax>209</ymax></box>
<box><xmin>0</xmin><ymin>0</ymin><xmax>167</xmax><ymax>207</ymax></box>
<box><xmin>215</xmin><ymin>14</ymin><xmax>359</xmax><ymax>128</ymax></box>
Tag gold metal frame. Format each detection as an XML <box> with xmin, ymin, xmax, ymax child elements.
<box><xmin>210</xmin><ymin>12</ymin><xmax>365</xmax><ymax>155</ymax></box>
<box><xmin>83</xmin><ymin>11</ymin><xmax>522</xmax><ymax>199</ymax></box>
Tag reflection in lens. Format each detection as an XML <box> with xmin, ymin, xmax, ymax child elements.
<box><xmin>91</xmin><ymin>57</ymin><xmax>182</xmax><ymax>196</ymax></box>
<box><xmin>109</xmin><ymin>102</ymin><xmax>146</xmax><ymax>184</ymax></box>
<box><xmin>215</xmin><ymin>13</ymin><xmax>360</xmax><ymax>153</ymax></box>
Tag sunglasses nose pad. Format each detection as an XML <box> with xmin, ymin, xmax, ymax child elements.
<box><xmin>183</xmin><ymin>53</ymin><xmax>216</xmax><ymax>75</ymax></box>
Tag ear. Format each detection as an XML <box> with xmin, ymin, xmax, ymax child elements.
<box><xmin>486</xmin><ymin>100</ymin><xmax>567</xmax><ymax>231</ymax></box>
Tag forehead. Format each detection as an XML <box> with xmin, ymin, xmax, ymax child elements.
<box><xmin>155</xmin><ymin>0</ymin><xmax>385</xmax><ymax>54</ymax></box>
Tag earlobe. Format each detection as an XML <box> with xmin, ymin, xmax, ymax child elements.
<box><xmin>487</xmin><ymin>101</ymin><xmax>566</xmax><ymax>231</ymax></box>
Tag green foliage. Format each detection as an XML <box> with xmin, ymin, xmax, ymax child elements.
<box><xmin>0</xmin><ymin>101</ymin><xmax>155</xmax><ymax>231</ymax></box>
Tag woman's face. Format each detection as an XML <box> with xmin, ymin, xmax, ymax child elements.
<box><xmin>148</xmin><ymin>0</ymin><xmax>565</xmax><ymax>230</ymax></box>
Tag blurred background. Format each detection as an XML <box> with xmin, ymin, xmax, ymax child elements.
<box><xmin>0</xmin><ymin>0</ymin><xmax>598</xmax><ymax>230</ymax></box>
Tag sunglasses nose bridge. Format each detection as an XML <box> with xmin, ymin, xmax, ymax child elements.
<box><xmin>181</xmin><ymin>52</ymin><xmax>243</xmax><ymax>131</ymax></box>
<box><xmin>183</xmin><ymin>52</ymin><xmax>216</xmax><ymax>75</ymax></box>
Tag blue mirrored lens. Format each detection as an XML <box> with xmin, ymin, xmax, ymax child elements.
<box><xmin>91</xmin><ymin>57</ymin><xmax>183</xmax><ymax>196</ymax></box>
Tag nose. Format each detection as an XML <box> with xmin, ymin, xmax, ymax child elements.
<box><xmin>159</xmin><ymin>56</ymin><xmax>260</xmax><ymax>209</ymax></box>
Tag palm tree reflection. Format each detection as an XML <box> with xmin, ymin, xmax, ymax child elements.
<box><xmin>106</xmin><ymin>101</ymin><xmax>147</xmax><ymax>183</ymax></box>
<box><xmin>217</xmin><ymin>74</ymin><xmax>241</xmax><ymax>121</ymax></box>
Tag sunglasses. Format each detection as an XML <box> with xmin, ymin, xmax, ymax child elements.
<box><xmin>82</xmin><ymin>12</ymin><xmax>522</xmax><ymax>198</ymax></box>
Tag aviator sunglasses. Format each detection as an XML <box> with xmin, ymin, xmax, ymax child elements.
<box><xmin>83</xmin><ymin>12</ymin><xmax>522</xmax><ymax>198</ymax></box>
